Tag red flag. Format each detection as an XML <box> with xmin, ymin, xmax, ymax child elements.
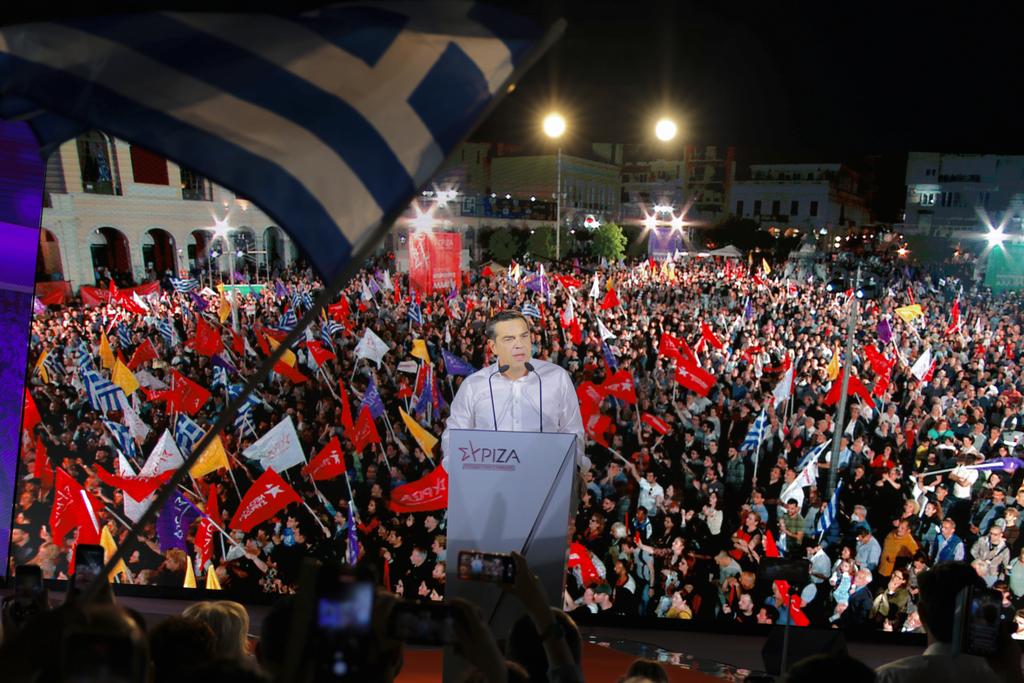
<box><xmin>329</xmin><ymin>298</ymin><xmax>352</xmax><ymax>324</ymax></box>
<box><xmin>922</xmin><ymin>360</ymin><xmax>936</xmax><ymax>384</ymax></box>
<box><xmin>388</xmin><ymin>466</ymin><xmax>449</xmax><ymax>513</ymax></box>
<box><xmin>862</xmin><ymin>344</ymin><xmax>894</xmax><ymax>376</ymax></box>
<box><xmin>337</xmin><ymin>381</ymin><xmax>355</xmax><ymax>433</ymax></box>
<box><xmin>584</xmin><ymin>412</ymin><xmax>613</xmax><ymax>447</ymax></box>
<box><xmin>823</xmin><ymin>371</ymin><xmax>873</xmax><ymax>406</ymax></box>
<box><xmin>109</xmin><ymin>281</ymin><xmax>146</xmax><ymax>315</ymax></box>
<box><xmin>658</xmin><ymin>332</ymin><xmax>693</xmax><ymax>365</ymax></box>
<box><xmin>50</xmin><ymin>468</ymin><xmax>98</xmax><ymax>544</ymax></box>
<box><xmin>700</xmin><ymin>322</ymin><xmax>724</xmax><ymax>350</ymax></box>
<box><xmin>253</xmin><ymin>325</ymin><xmax>271</xmax><ymax>356</ymax></box>
<box><xmin>774</xmin><ymin>581</ymin><xmax>810</xmax><ymax>626</ymax></box>
<box><xmin>567</xmin><ymin>542</ymin><xmax>600</xmax><ymax>586</ymax></box>
<box><xmin>143</xmin><ymin>386</ymin><xmax>173</xmax><ymax>405</ymax></box>
<box><xmin>33</xmin><ymin>436</ymin><xmax>54</xmax><ymax>488</ymax></box>
<box><xmin>274</xmin><ymin>360</ymin><xmax>309</xmax><ymax>383</ymax></box>
<box><xmin>602</xmin><ymin>370</ymin><xmax>637</xmax><ymax>404</ymax></box>
<box><xmin>397</xmin><ymin>381</ymin><xmax>413</xmax><ymax>400</ymax></box>
<box><xmin>229</xmin><ymin>468</ymin><xmax>301</xmax><ymax>532</ymax></box>
<box><xmin>23</xmin><ymin>389</ymin><xmax>41</xmax><ymax>433</ymax></box>
<box><xmin>230</xmin><ymin>328</ymin><xmax>245</xmax><ymax>355</ymax></box>
<box><xmin>554</xmin><ymin>274</ymin><xmax>582</xmax><ymax>290</ymax></box>
<box><xmin>350</xmin><ymin>405</ymin><xmax>381</xmax><ymax>452</ymax></box>
<box><xmin>600</xmin><ymin>288</ymin><xmax>620</xmax><ymax>310</ymax></box>
<box><xmin>93</xmin><ymin>465</ymin><xmax>174</xmax><ymax>501</ymax></box>
<box><xmin>195</xmin><ymin>483</ymin><xmax>218</xmax><ymax>569</ymax></box>
<box><xmin>577</xmin><ymin>382</ymin><xmax>607</xmax><ymax>412</ymax></box>
<box><xmin>946</xmin><ymin>298</ymin><xmax>961</xmax><ymax>336</ymax></box>
<box><xmin>763</xmin><ymin>529</ymin><xmax>780</xmax><ymax>558</ymax></box>
<box><xmin>304</xmin><ymin>436</ymin><xmax>347</xmax><ymax>481</ymax></box>
<box><xmin>481</xmin><ymin>265</ymin><xmax>493</xmax><ymax>277</ymax></box>
<box><xmin>127</xmin><ymin>339</ymin><xmax>158</xmax><ymax>370</ymax></box>
<box><xmin>304</xmin><ymin>340</ymin><xmax>336</xmax><ymax>367</ymax></box>
<box><xmin>674</xmin><ymin>359</ymin><xmax>716</xmax><ymax>397</ymax></box>
<box><xmin>641</xmin><ymin>413</ymin><xmax>671</xmax><ymax>435</ymax></box>
<box><xmin>169</xmin><ymin>370</ymin><xmax>212</xmax><ymax>415</ymax></box>
<box><xmin>872</xmin><ymin>373</ymin><xmax>891</xmax><ymax>398</ymax></box>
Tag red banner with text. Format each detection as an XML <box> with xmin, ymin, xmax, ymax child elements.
<box><xmin>408</xmin><ymin>232</ymin><xmax>461</xmax><ymax>294</ymax></box>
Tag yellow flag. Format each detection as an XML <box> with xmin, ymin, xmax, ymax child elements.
<box><xmin>99</xmin><ymin>332</ymin><xmax>115</xmax><ymax>370</ymax></box>
<box><xmin>266</xmin><ymin>335</ymin><xmax>297</xmax><ymax>367</ymax></box>
<box><xmin>895</xmin><ymin>304</ymin><xmax>924</xmax><ymax>323</ymax></box>
<box><xmin>100</xmin><ymin>526</ymin><xmax>130</xmax><ymax>583</ymax></box>
<box><xmin>35</xmin><ymin>350</ymin><xmax>50</xmax><ymax>384</ymax></box>
<box><xmin>762</xmin><ymin>258</ymin><xmax>772</xmax><ymax>275</ymax></box>
<box><xmin>218</xmin><ymin>291</ymin><xmax>232</xmax><ymax>324</ymax></box>
<box><xmin>184</xmin><ymin>555</ymin><xmax>197</xmax><ymax>588</ymax></box>
<box><xmin>111</xmin><ymin>359</ymin><xmax>140</xmax><ymax>395</ymax></box>
<box><xmin>826</xmin><ymin>348</ymin><xmax>840</xmax><ymax>382</ymax></box>
<box><xmin>399</xmin><ymin>407</ymin><xmax>438</xmax><ymax>455</ymax></box>
<box><xmin>206</xmin><ymin>568</ymin><xmax>222</xmax><ymax>590</ymax></box>
<box><xmin>411</xmin><ymin>339</ymin><xmax>431</xmax><ymax>365</ymax></box>
<box><xmin>190</xmin><ymin>435</ymin><xmax>230</xmax><ymax>479</ymax></box>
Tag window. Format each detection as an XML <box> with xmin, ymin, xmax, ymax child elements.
<box><xmin>736</xmin><ymin>200</ymin><xmax>744</xmax><ymax>215</ymax></box>
<box><xmin>810</xmin><ymin>201</ymin><xmax>819</xmax><ymax>217</ymax></box>
<box><xmin>130</xmin><ymin>145</ymin><xmax>169</xmax><ymax>185</ymax></box>
<box><xmin>753</xmin><ymin>200</ymin><xmax>762</xmax><ymax>215</ymax></box>
<box><xmin>180</xmin><ymin>167</ymin><xmax>212</xmax><ymax>201</ymax></box>
<box><xmin>771</xmin><ymin>200</ymin><xmax>781</xmax><ymax>216</ymax></box>
<box><xmin>77</xmin><ymin>131</ymin><xmax>115</xmax><ymax>195</ymax></box>
<box><xmin>790</xmin><ymin>200</ymin><xmax>799</xmax><ymax>216</ymax></box>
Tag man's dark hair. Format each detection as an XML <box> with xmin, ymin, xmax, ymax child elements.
<box><xmin>783</xmin><ymin>653</ymin><xmax>871</xmax><ymax>683</ymax></box>
<box><xmin>916</xmin><ymin>561</ymin><xmax>985</xmax><ymax>642</ymax></box>
<box><xmin>624</xmin><ymin>658</ymin><xmax>670</xmax><ymax>683</ymax></box>
<box><xmin>149</xmin><ymin>616</ymin><xmax>217</xmax><ymax>683</ymax></box>
<box><xmin>485</xmin><ymin>311</ymin><xmax>530</xmax><ymax>341</ymax></box>
<box><xmin>505</xmin><ymin>609</ymin><xmax>582</xmax><ymax>681</ymax></box>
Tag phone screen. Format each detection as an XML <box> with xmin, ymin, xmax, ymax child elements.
<box><xmin>14</xmin><ymin>565</ymin><xmax>43</xmax><ymax>605</ymax></box>
<box><xmin>317</xmin><ymin>581</ymin><xmax>374</xmax><ymax>635</ymax></box>
<box><xmin>73</xmin><ymin>544</ymin><xmax>106</xmax><ymax>590</ymax></box>
<box><xmin>387</xmin><ymin>603</ymin><xmax>456</xmax><ymax>646</ymax></box>
<box><xmin>457</xmin><ymin>550</ymin><xmax>516</xmax><ymax>584</ymax></box>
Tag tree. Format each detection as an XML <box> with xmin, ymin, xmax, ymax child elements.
<box><xmin>591</xmin><ymin>222</ymin><xmax>627</xmax><ymax>262</ymax></box>
<box><xmin>624</xmin><ymin>225</ymin><xmax>650</xmax><ymax>258</ymax></box>
<box><xmin>487</xmin><ymin>229</ymin><xmax>520</xmax><ymax>263</ymax></box>
<box><xmin>527</xmin><ymin>227</ymin><xmax>555</xmax><ymax>260</ymax></box>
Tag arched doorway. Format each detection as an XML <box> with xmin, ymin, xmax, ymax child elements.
<box><xmin>142</xmin><ymin>228</ymin><xmax>176</xmax><ymax>280</ymax></box>
<box><xmin>231</xmin><ymin>227</ymin><xmax>256</xmax><ymax>279</ymax></box>
<box><xmin>187</xmin><ymin>229</ymin><xmax>211</xmax><ymax>279</ymax></box>
<box><xmin>36</xmin><ymin>229</ymin><xmax>64</xmax><ymax>281</ymax></box>
<box><xmin>264</xmin><ymin>226</ymin><xmax>285</xmax><ymax>274</ymax></box>
<box><xmin>89</xmin><ymin>226</ymin><xmax>132</xmax><ymax>286</ymax></box>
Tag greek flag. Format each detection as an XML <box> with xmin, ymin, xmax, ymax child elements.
<box><xmin>212</xmin><ymin>364</ymin><xmax>229</xmax><ymax>389</ymax></box>
<box><xmin>174</xmin><ymin>414</ymin><xmax>205</xmax><ymax>456</ymax></box>
<box><xmin>170</xmin><ymin>277</ymin><xmax>199</xmax><ymax>293</ymax></box>
<box><xmin>116</xmin><ymin>323</ymin><xmax>133</xmax><ymax>349</ymax></box>
<box><xmin>292</xmin><ymin>291</ymin><xmax>315</xmax><ymax>312</ymax></box>
<box><xmin>277</xmin><ymin>308</ymin><xmax>298</xmax><ymax>332</ymax></box>
<box><xmin>42</xmin><ymin>350</ymin><xmax>64</xmax><ymax>380</ymax></box>
<box><xmin>408</xmin><ymin>302</ymin><xmax>423</xmax><ymax>326</ymax></box>
<box><xmin>0</xmin><ymin>5</ymin><xmax>554</xmax><ymax>282</ymax></box>
<box><xmin>82</xmin><ymin>369</ymin><xmax>126</xmax><ymax>413</ymax></box>
<box><xmin>816</xmin><ymin>480</ymin><xmax>844</xmax><ymax>537</ymax></box>
<box><xmin>521</xmin><ymin>303</ymin><xmax>541</xmax><ymax>319</ymax></box>
<box><xmin>740</xmin><ymin>409</ymin><xmax>767</xmax><ymax>452</ymax></box>
<box><xmin>797</xmin><ymin>438</ymin><xmax>833</xmax><ymax>471</ymax></box>
<box><xmin>321</xmin><ymin>320</ymin><xmax>343</xmax><ymax>351</ymax></box>
<box><xmin>103</xmin><ymin>419</ymin><xmax>138</xmax><ymax>459</ymax></box>
<box><xmin>157</xmin><ymin>318</ymin><xmax>178</xmax><ymax>347</ymax></box>
<box><xmin>228</xmin><ymin>383</ymin><xmax>262</xmax><ymax>436</ymax></box>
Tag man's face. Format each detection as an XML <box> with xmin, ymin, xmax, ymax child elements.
<box><xmin>942</xmin><ymin>519</ymin><xmax>955</xmax><ymax>537</ymax></box>
<box><xmin>756</xmin><ymin>608</ymin><xmax>772</xmax><ymax>625</ymax></box>
<box><xmin>990</xmin><ymin>528</ymin><xmax>1004</xmax><ymax>546</ymax></box>
<box><xmin>602</xmin><ymin>498</ymin><xmax>615</xmax><ymax>513</ymax></box>
<box><xmin>738</xmin><ymin>593</ymin><xmax>753</xmax><ymax>613</ymax></box>
<box><xmin>787</xmin><ymin>503</ymin><xmax>799</xmax><ymax>517</ymax></box>
<box><xmin>488</xmin><ymin>318</ymin><xmax>532</xmax><ymax>372</ymax></box>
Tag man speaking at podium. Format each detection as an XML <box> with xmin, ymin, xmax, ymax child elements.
<box><xmin>441</xmin><ymin>310</ymin><xmax>587</xmax><ymax>472</ymax></box>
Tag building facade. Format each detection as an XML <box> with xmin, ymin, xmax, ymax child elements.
<box><xmin>729</xmin><ymin>163</ymin><xmax>870</xmax><ymax>230</ymax></box>
<box><xmin>38</xmin><ymin>131</ymin><xmax>296</xmax><ymax>292</ymax></box>
<box><xmin>903</xmin><ymin>152</ymin><xmax>1024</xmax><ymax>236</ymax></box>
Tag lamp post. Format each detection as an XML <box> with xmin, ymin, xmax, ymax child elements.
<box><xmin>543</xmin><ymin>113</ymin><xmax>566</xmax><ymax>260</ymax></box>
<box><xmin>208</xmin><ymin>216</ymin><xmax>240</xmax><ymax>332</ymax></box>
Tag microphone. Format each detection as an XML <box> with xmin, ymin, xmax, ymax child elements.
<box><xmin>524</xmin><ymin>362</ymin><xmax>543</xmax><ymax>432</ymax></box>
<box><xmin>488</xmin><ymin>364</ymin><xmax>510</xmax><ymax>431</ymax></box>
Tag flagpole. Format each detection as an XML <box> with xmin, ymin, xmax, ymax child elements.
<box><xmin>827</xmin><ymin>265</ymin><xmax>860</xmax><ymax>499</ymax></box>
<box><xmin>376</xmin><ymin>441</ymin><xmax>393</xmax><ymax>475</ymax></box>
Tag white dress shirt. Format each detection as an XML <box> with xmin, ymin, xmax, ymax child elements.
<box><xmin>441</xmin><ymin>358</ymin><xmax>587</xmax><ymax>469</ymax></box>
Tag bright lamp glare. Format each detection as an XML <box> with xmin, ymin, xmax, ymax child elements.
<box><xmin>410</xmin><ymin>204</ymin><xmax>436</xmax><ymax>233</ymax></box>
<box><xmin>643</xmin><ymin>214</ymin><xmax>657</xmax><ymax>231</ymax></box>
<box><xmin>654</xmin><ymin>118</ymin><xmax>678</xmax><ymax>142</ymax></box>
<box><xmin>987</xmin><ymin>228</ymin><xmax>1006</xmax><ymax>247</ymax></box>
<box><xmin>543</xmin><ymin>113</ymin><xmax>566</xmax><ymax>139</ymax></box>
<box><xmin>670</xmin><ymin>214</ymin><xmax>685</xmax><ymax>232</ymax></box>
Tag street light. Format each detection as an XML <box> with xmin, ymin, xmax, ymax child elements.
<box><xmin>543</xmin><ymin>112</ymin><xmax>567</xmax><ymax>261</ymax></box>
<box><xmin>987</xmin><ymin>227</ymin><xmax>1006</xmax><ymax>247</ymax></box>
<box><xmin>654</xmin><ymin>117</ymin><xmax>678</xmax><ymax>142</ymax></box>
<box><xmin>208</xmin><ymin>215</ymin><xmax>240</xmax><ymax>332</ymax></box>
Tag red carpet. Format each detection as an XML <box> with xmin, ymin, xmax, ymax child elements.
<box><xmin>396</xmin><ymin>641</ymin><xmax>720</xmax><ymax>682</ymax></box>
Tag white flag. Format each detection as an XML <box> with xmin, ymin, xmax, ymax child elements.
<box><xmin>134</xmin><ymin>369</ymin><xmax>167</xmax><ymax>390</ymax></box>
<box><xmin>119</xmin><ymin>452</ymin><xmax>154</xmax><ymax>523</ymax></box>
<box><xmin>243</xmin><ymin>415</ymin><xmax>306</xmax><ymax>472</ymax></box>
<box><xmin>772</xmin><ymin>365</ymin><xmax>794</xmax><ymax>409</ymax></box>
<box><xmin>381</xmin><ymin>270</ymin><xmax>394</xmax><ymax>291</ymax></box>
<box><xmin>397</xmin><ymin>360</ymin><xmax>419</xmax><ymax>374</ymax></box>
<box><xmin>118</xmin><ymin>392</ymin><xmax>151</xmax><ymax>443</ymax></box>
<box><xmin>911</xmin><ymin>348</ymin><xmax>932</xmax><ymax>381</ymax></box>
<box><xmin>780</xmin><ymin>460</ymin><xmax>818</xmax><ymax>504</ymax></box>
<box><xmin>360</xmin><ymin>281</ymin><xmax>374</xmax><ymax>302</ymax></box>
<box><xmin>562</xmin><ymin>297</ymin><xmax>575</xmax><ymax>325</ymax></box>
<box><xmin>355</xmin><ymin>328</ymin><xmax>390</xmax><ymax>368</ymax></box>
<box><xmin>139</xmin><ymin>429</ymin><xmax>185</xmax><ymax>477</ymax></box>
<box><xmin>589</xmin><ymin>275</ymin><xmax>601</xmax><ymax>299</ymax></box>
<box><xmin>597</xmin><ymin>317</ymin><xmax>615</xmax><ymax>341</ymax></box>
<box><xmin>131</xmin><ymin>291</ymin><xmax>150</xmax><ymax>312</ymax></box>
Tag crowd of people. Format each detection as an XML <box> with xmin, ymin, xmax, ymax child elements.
<box><xmin>10</xmin><ymin>244</ymin><xmax>1024</xmax><ymax>640</ymax></box>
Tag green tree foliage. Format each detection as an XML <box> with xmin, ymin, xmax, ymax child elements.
<box><xmin>591</xmin><ymin>222</ymin><xmax>627</xmax><ymax>262</ymax></box>
<box><xmin>527</xmin><ymin>227</ymin><xmax>555</xmax><ymax>260</ymax></box>
<box><xmin>487</xmin><ymin>229</ymin><xmax>521</xmax><ymax>263</ymax></box>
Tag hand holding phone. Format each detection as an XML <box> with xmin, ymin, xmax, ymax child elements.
<box><xmin>72</xmin><ymin>544</ymin><xmax>105</xmax><ymax>592</ymax></box>
<box><xmin>457</xmin><ymin>550</ymin><xmax>516</xmax><ymax>585</ymax></box>
<box><xmin>386</xmin><ymin>602</ymin><xmax>456</xmax><ymax>646</ymax></box>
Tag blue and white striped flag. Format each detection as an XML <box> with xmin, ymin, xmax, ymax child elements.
<box><xmin>228</xmin><ymin>383</ymin><xmax>262</xmax><ymax>436</ymax></box>
<box><xmin>797</xmin><ymin>438</ymin><xmax>833</xmax><ymax>471</ymax></box>
<box><xmin>170</xmin><ymin>277</ymin><xmax>199</xmax><ymax>293</ymax></box>
<box><xmin>72</xmin><ymin>339</ymin><xmax>93</xmax><ymax>370</ymax></box>
<box><xmin>82</xmin><ymin>369</ymin><xmax>126</xmax><ymax>413</ymax></box>
<box><xmin>174</xmin><ymin>414</ymin><xmax>205</xmax><ymax>456</ymax></box>
<box><xmin>408</xmin><ymin>302</ymin><xmax>423</xmax><ymax>326</ymax></box>
<box><xmin>277</xmin><ymin>308</ymin><xmax>298</xmax><ymax>332</ymax></box>
<box><xmin>521</xmin><ymin>303</ymin><xmax>541</xmax><ymax>319</ymax></box>
<box><xmin>212</xmin><ymin>364</ymin><xmax>229</xmax><ymax>390</ymax></box>
<box><xmin>321</xmin><ymin>320</ymin><xmax>343</xmax><ymax>351</ymax></box>
<box><xmin>816</xmin><ymin>480</ymin><xmax>844</xmax><ymax>537</ymax></box>
<box><xmin>740</xmin><ymin>410</ymin><xmax>767</xmax><ymax>452</ymax></box>
<box><xmin>116</xmin><ymin>323</ymin><xmax>133</xmax><ymax>349</ymax></box>
<box><xmin>0</xmin><ymin>5</ymin><xmax>554</xmax><ymax>282</ymax></box>
<box><xmin>157</xmin><ymin>318</ymin><xmax>178</xmax><ymax>347</ymax></box>
<box><xmin>103</xmin><ymin>419</ymin><xmax>138</xmax><ymax>459</ymax></box>
<box><xmin>42</xmin><ymin>350</ymin><xmax>63</xmax><ymax>380</ymax></box>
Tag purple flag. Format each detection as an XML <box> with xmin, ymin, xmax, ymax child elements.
<box><xmin>212</xmin><ymin>353</ymin><xmax>238</xmax><ymax>376</ymax></box>
<box><xmin>601</xmin><ymin>341</ymin><xmax>618</xmax><ymax>371</ymax></box>
<box><xmin>157</xmin><ymin>491</ymin><xmax>201</xmax><ymax>552</ymax></box>
<box><xmin>369</xmin><ymin>277</ymin><xmax>381</xmax><ymax>295</ymax></box>
<box><xmin>969</xmin><ymin>457</ymin><xmax>1024</xmax><ymax>473</ymax></box>
<box><xmin>442</xmin><ymin>349</ymin><xmax>477</xmax><ymax>377</ymax></box>
<box><xmin>274</xmin><ymin>280</ymin><xmax>288</xmax><ymax>298</ymax></box>
<box><xmin>523</xmin><ymin>272</ymin><xmax>548</xmax><ymax>295</ymax></box>
<box><xmin>188</xmin><ymin>290</ymin><xmax>209</xmax><ymax>312</ymax></box>
<box><xmin>32</xmin><ymin>297</ymin><xmax>46</xmax><ymax>314</ymax></box>
<box><xmin>744</xmin><ymin>297</ymin><xmax>755</xmax><ymax>320</ymax></box>
<box><xmin>432</xmin><ymin>373</ymin><xmax>448</xmax><ymax>413</ymax></box>
<box><xmin>346</xmin><ymin>505</ymin><xmax>359</xmax><ymax>565</ymax></box>
<box><xmin>360</xmin><ymin>378</ymin><xmax>386</xmax><ymax>419</ymax></box>
<box><xmin>413</xmin><ymin>371</ymin><xmax>432</xmax><ymax>417</ymax></box>
<box><xmin>877</xmin><ymin>318</ymin><xmax>893</xmax><ymax>345</ymax></box>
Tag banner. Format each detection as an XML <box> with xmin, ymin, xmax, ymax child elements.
<box><xmin>389</xmin><ymin>465</ymin><xmax>448</xmax><ymax>512</ymax></box>
<box><xmin>985</xmin><ymin>243</ymin><xmax>1024</xmax><ymax>292</ymax></box>
<box><xmin>408</xmin><ymin>231</ymin><xmax>462</xmax><ymax>293</ymax></box>
<box><xmin>80</xmin><ymin>280</ymin><xmax>160</xmax><ymax>307</ymax></box>
<box><xmin>647</xmin><ymin>228</ymin><xmax>682</xmax><ymax>261</ymax></box>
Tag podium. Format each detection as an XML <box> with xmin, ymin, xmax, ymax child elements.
<box><xmin>443</xmin><ymin>429</ymin><xmax>577</xmax><ymax>682</ymax></box>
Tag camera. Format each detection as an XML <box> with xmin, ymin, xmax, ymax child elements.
<box><xmin>953</xmin><ymin>584</ymin><xmax>1015</xmax><ymax>657</ymax></box>
<box><xmin>72</xmin><ymin>544</ymin><xmax>106</xmax><ymax>592</ymax></box>
<box><xmin>313</xmin><ymin>565</ymin><xmax>375</xmax><ymax>681</ymax></box>
<box><xmin>457</xmin><ymin>550</ymin><xmax>516</xmax><ymax>585</ymax></box>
